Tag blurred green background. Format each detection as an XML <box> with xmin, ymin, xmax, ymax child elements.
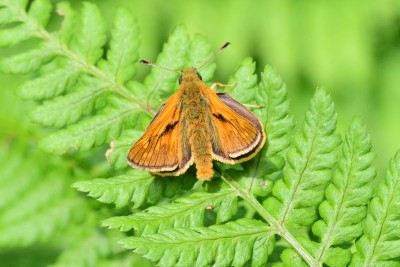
<box><xmin>1</xmin><ymin>0</ymin><xmax>400</xmax><ymax>174</ymax></box>
<box><xmin>1</xmin><ymin>0</ymin><xmax>400</xmax><ymax>266</ymax></box>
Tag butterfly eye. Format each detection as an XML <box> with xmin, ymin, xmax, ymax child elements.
<box><xmin>196</xmin><ymin>72</ymin><xmax>203</xmax><ymax>80</ymax></box>
<box><xmin>179</xmin><ymin>75</ymin><xmax>183</xmax><ymax>84</ymax></box>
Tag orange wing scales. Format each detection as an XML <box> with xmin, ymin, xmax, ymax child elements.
<box><xmin>209</xmin><ymin>91</ymin><xmax>265</xmax><ymax>163</ymax></box>
<box><xmin>127</xmin><ymin>67</ymin><xmax>265</xmax><ymax>179</ymax></box>
<box><xmin>127</xmin><ymin>93</ymin><xmax>193</xmax><ymax>174</ymax></box>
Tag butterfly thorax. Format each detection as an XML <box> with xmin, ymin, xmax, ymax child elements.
<box><xmin>179</xmin><ymin>68</ymin><xmax>214</xmax><ymax>179</ymax></box>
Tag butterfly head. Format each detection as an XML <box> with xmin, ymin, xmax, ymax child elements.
<box><xmin>179</xmin><ymin>68</ymin><xmax>203</xmax><ymax>84</ymax></box>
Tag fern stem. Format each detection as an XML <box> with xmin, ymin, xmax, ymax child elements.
<box><xmin>6</xmin><ymin>0</ymin><xmax>151</xmax><ymax>116</ymax></box>
<box><xmin>219</xmin><ymin>173</ymin><xmax>318</xmax><ymax>267</ymax></box>
<box><xmin>51</xmin><ymin>41</ymin><xmax>148</xmax><ymax>113</ymax></box>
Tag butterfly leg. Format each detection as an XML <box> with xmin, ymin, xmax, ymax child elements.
<box><xmin>243</xmin><ymin>103</ymin><xmax>265</xmax><ymax>109</ymax></box>
<box><xmin>210</xmin><ymin>82</ymin><xmax>236</xmax><ymax>91</ymax></box>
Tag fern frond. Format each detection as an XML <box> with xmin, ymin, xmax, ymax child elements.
<box><xmin>280</xmin><ymin>249</ymin><xmax>310</xmax><ymax>267</ymax></box>
<box><xmin>0</xmin><ymin>43</ymin><xmax>56</xmax><ymax>74</ymax></box>
<box><xmin>212</xmin><ymin>58</ymin><xmax>259</xmax><ymax>188</ymax></box>
<box><xmin>4</xmin><ymin>3</ymin><xmax>398</xmax><ymax>266</ymax></box>
<box><xmin>227</xmin><ymin>57</ymin><xmax>258</xmax><ymax>103</ymax></box>
<box><xmin>54</xmin><ymin>2</ymin><xmax>76</xmax><ymax>45</ymax></box>
<box><xmin>99</xmin><ymin>8</ymin><xmax>140</xmax><ymax>84</ymax></box>
<box><xmin>50</xmin><ymin>226</ymin><xmax>119</xmax><ymax>267</ymax></box>
<box><xmin>0</xmin><ymin>0</ymin><xmax>51</xmax><ymax>46</ymax></box>
<box><xmin>103</xmin><ymin>189</ymin><xmax>237</xmax><ymax>235</ymax></box>
<box><xmin>69</xmin><ymin>2</ymin><xmax>106</xmax><ymax>64</ymax></box>
<box><xmin>96</xmin><ymin>256</ymin><xmax>153</xmax><ymax>267</ymax></box>
<box><xmin>120</xmin><ymin>218</ymin><xmax>274</xmax><ymax>267</ymax></box>
<box><xmin>258</xmin><ymin>65</ymin><xmax>295</xmax><ymax>170</ymax></box>
<box><xmin>38</xmin><ymin>96</ymin><xmax>137</xmax><ymax>154</ymax></box>
<box><xmin>0</xmin><ymin>1</ymin><xmax>144</xmax><ymax>154</ymax></box>
<box><xmin>142</xmin><ymin>25</ymin><xmax>189</xmax><ymax>107</ymax></box>
<box><xmin>29</xmin><ymin>79</ymin><xmax>109</xmax><ymax>127</ymax></box>
<box><xmin>350</xmin><ymin>150</ymin><xmax>400</xmax><ymax>266</ymax></box>
<box><xmin>304</xmin><ymin>117</ymin><xmax>376</xmax><ymax>266</ymax></box>
<box><xmin>0</xmin><ymin>141</ymin><xmax>83</xmax><ymax>248</ymax></box>
<box><xmin>185</xmin><ymin>34</ymin><xmax>215</xmax><ymax>81</ymax></box>
<box><xmin>106</xmin><ymin>129</ymin><xmax>144</xmax><ymax>170</ymax></box>
<box><xmin>221</xmin><ymin>63</ymin><xmax>294</xmax><ymax>197</ymax></box>
<box><xmin>17</xmin><ymin>63</ymin><xmax>80</xmax><ymax>100</ymax></box>
<box><xmin>264</xmin><ymin>88</ymin><xmax>342</xmax><ymax>227</ymax></box>
<box><xmin>233</xmin><ymin>64</ymin><xmax>295</xmax><ymax>193</ymax></box>
<box><xmin>74</xmin><ymin>170</ymin><xmax>154</xmax><ymax>208</ymax></box>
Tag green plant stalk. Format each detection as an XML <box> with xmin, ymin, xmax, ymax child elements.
<box><xmin>4</xmin><ymin>0</ymin><xmax>152</xmax><ymax>116</ymax></box>
<box><xmin>219</xmin><ymin>173</ymin><xmax>318</xmax><ymax>267</ymax></box>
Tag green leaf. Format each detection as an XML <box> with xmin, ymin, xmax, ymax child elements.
<box><xmin>106</xmin><ymin>129</ymin><xmax>144</xmax><ymax>170</ymax></box>
<box><xmin>311</xmin><ymin>117</ymin><xmax>375</xmax><ymax>265</ymax></box>
<box><xmin>0</xmin><ymin>7</ymin><xmax>19</xmax><ymax>25</ymax></box>
<box><xmin>28</xmin><ymin>0</ymin><xmax>52</xmax><ymax>27</ymax></box>
<box><xmin>288</xmin><ymin>238</ymin><xmax>352</xmax><ymax>267</ymax></box>
<box><xmin>0</xmin><ymin>0</ymin><xmax>29</xmax><ymax>9</ymax></box>
<box><xmin>350</xmin><ymin>150</ymin><xmax>400</xmax><ymax>266</ymax></box>
<box><xmin>103</xmin><ymin>190</ymin><xmax>237</xmax><ymax>235</ymax></box>
<box><xmin>280</xmin><ymin>249</ymin><xmax>309</xmax><ymax>267</ymax></box>
<box><xmin>264</xmin><ymin>88</ymin><xmax>342</xmax><ymax>227</ymax></box>
<box><xmin>120</xmin><ymin>219</ymin><xmax>274</xmax><ymax>267</ymax></box>
<box><xmin>0</xmin><ymin>0</ymin><xmax>49</xmax><ymax>46</ymax></box>
<box><xmin>0</xmin><ymin>24</ymin><xmax>33</xmax><ymax>47</ymax></box>
<box><xmin>49</xmin><ymin>226</ymin><xmax>118</xmax><ymax>267</ymax></box>
<box><xmin>74</xmin><ymin>170</ymin><xmax>155</xmax><ymax>208</ymax></box>
<box><xmin>3</xmin><ymin>3</ymin><xmax>400</xmax><ymax>265</ymax></box>
<box><xmin>55</xmin><ymin>2</ymin><xmax>77</xmax><ymax>45</ymax></box>
<box><xmin>258</xmin><ymin>65</ymin><xmax>295</xmax><ymax>170</ymax></box>
<box><xmin>186</xmin><ymin>34</ymin><xmax>215</xmax><ymax>82</ymax></box>
<box><xmin>70</xmin><ymin>2</ymin><xmax>106</xmax><ymax>64</ymax></box>
<box><xmin>99</xmin><ymin>8</ymin><xmax>140</xmax><ymax>85</ymax></box>
<box><xmin>29</xmin><ymin>79</ymin><xmax>109</xmax><ymax>127</ymax></box>
<box><xmin>227</xmin><ymin>57</ymin><xmax>258</xmax><ymax>104</ymax></box>
<box><xmin>237</xmin><ymin>64</ymin><xmax>295</xmax><ymax>186</ymax></box>
<box><xmin>0</xmin><ymin>44</ymin><xmax>55</xmax><ymax>74</ymax></box>
<box><xmin>17</xmin><ymin>63</ymin><xmax>80</xmax><ymax>100</ymax></box>
<box><xmin>144</xmin><ymin>25</ymin><xmax>189</xmax><ymax>107</ymax></box>
<box><xmin>220</xmin><ymin>59</ymin><xmax>273</xmax><ymax>194</ymax></box>
<box><xmin>39</xmin><ymin>98</ymin><xmax>137</xmax><ymax>154</ymax></box>
<box><xmin>0</xmin><ymin>141</ymin><xmax>83</xmax><ymax>248</ymax></box>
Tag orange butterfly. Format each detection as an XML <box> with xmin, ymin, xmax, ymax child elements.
<box><xmin>127</xmin><ymin>42</ymin><xmax>265</xmax><ymax>180</ymax></box>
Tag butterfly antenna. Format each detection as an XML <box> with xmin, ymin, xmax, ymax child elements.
<box><xmin>197</xmin><ymin>42</ymin><xmax>231</xmax><ymax>70</ymax></box>
<box><xmin>140</xmin><ymin>59</ymin><xmax>182</xmax><ymax>74</ymax></box>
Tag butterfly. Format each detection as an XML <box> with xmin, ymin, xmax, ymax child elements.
<box><xmin>127</xmin><ymin>42</ymin><xmax>265</xmax><ymax>180</ymax></box>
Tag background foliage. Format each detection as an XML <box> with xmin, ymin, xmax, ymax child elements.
<box><xmin>2</xmin><ymin>0</ymin><xmax>400</xmax><ymax>174</ymax></box>
<box><xmin>1</xmin><ymin>0</ymin><xmax>400</xmax><ymax>267</ymax></box>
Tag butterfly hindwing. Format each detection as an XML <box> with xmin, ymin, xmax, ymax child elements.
<box><xmin>209</xmin><ymin>91</ymin><xmax>265</xmax><ymax>163</ymax></box>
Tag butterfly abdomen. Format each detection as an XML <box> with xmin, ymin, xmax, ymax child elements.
<box><xmin>183</xmin><ymin>83</ymin><xmax>214</xmax><ymax>180</ymax></box>
<box><xmin>189</xmin><ymin>121</ymin><xmax>213</xmax><ymax>179</ymax></box>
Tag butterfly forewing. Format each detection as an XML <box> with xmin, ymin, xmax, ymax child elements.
<box><xmin>127</xmin><ymin>93</ymin><xmax>193</xmax><ymax>175</ymax></box>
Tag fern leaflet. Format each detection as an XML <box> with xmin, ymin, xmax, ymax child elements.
<box><xmin>120</xmin><ymin>218</ymin><xmax>274</xmax><ymax>267</ymax></box>
<box><xmin>103</xmin><ymin>189</ymin><xmax>238</xmax><ymax>235</ymax></box>
<box><xmin>350</xmin><ymin>150</ymin><xmax>400</xmax><ymax>266</ymax></box>
<box><xmin>264</xmin><ymin>88</ymin><xmax>342</xmax><ymax>227</ymax></box>
<box><xmin>0</xmin><ymin>0</ymin><xmax>143</xmax><ymax>154</ymax></box>
<box><xmin>74</xmin><ymin>170</ymin><xmax>155</xmax><ymax>208</ymax></box>
<box><xmin>0</xmin><ymin>140</ymin><xmax>83</xmax><ymax>248</ymax></box>
<box><xmin>309</xmin><ymin>117</ymin><xmax>376</xmax><ymax>266</ymax></box>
